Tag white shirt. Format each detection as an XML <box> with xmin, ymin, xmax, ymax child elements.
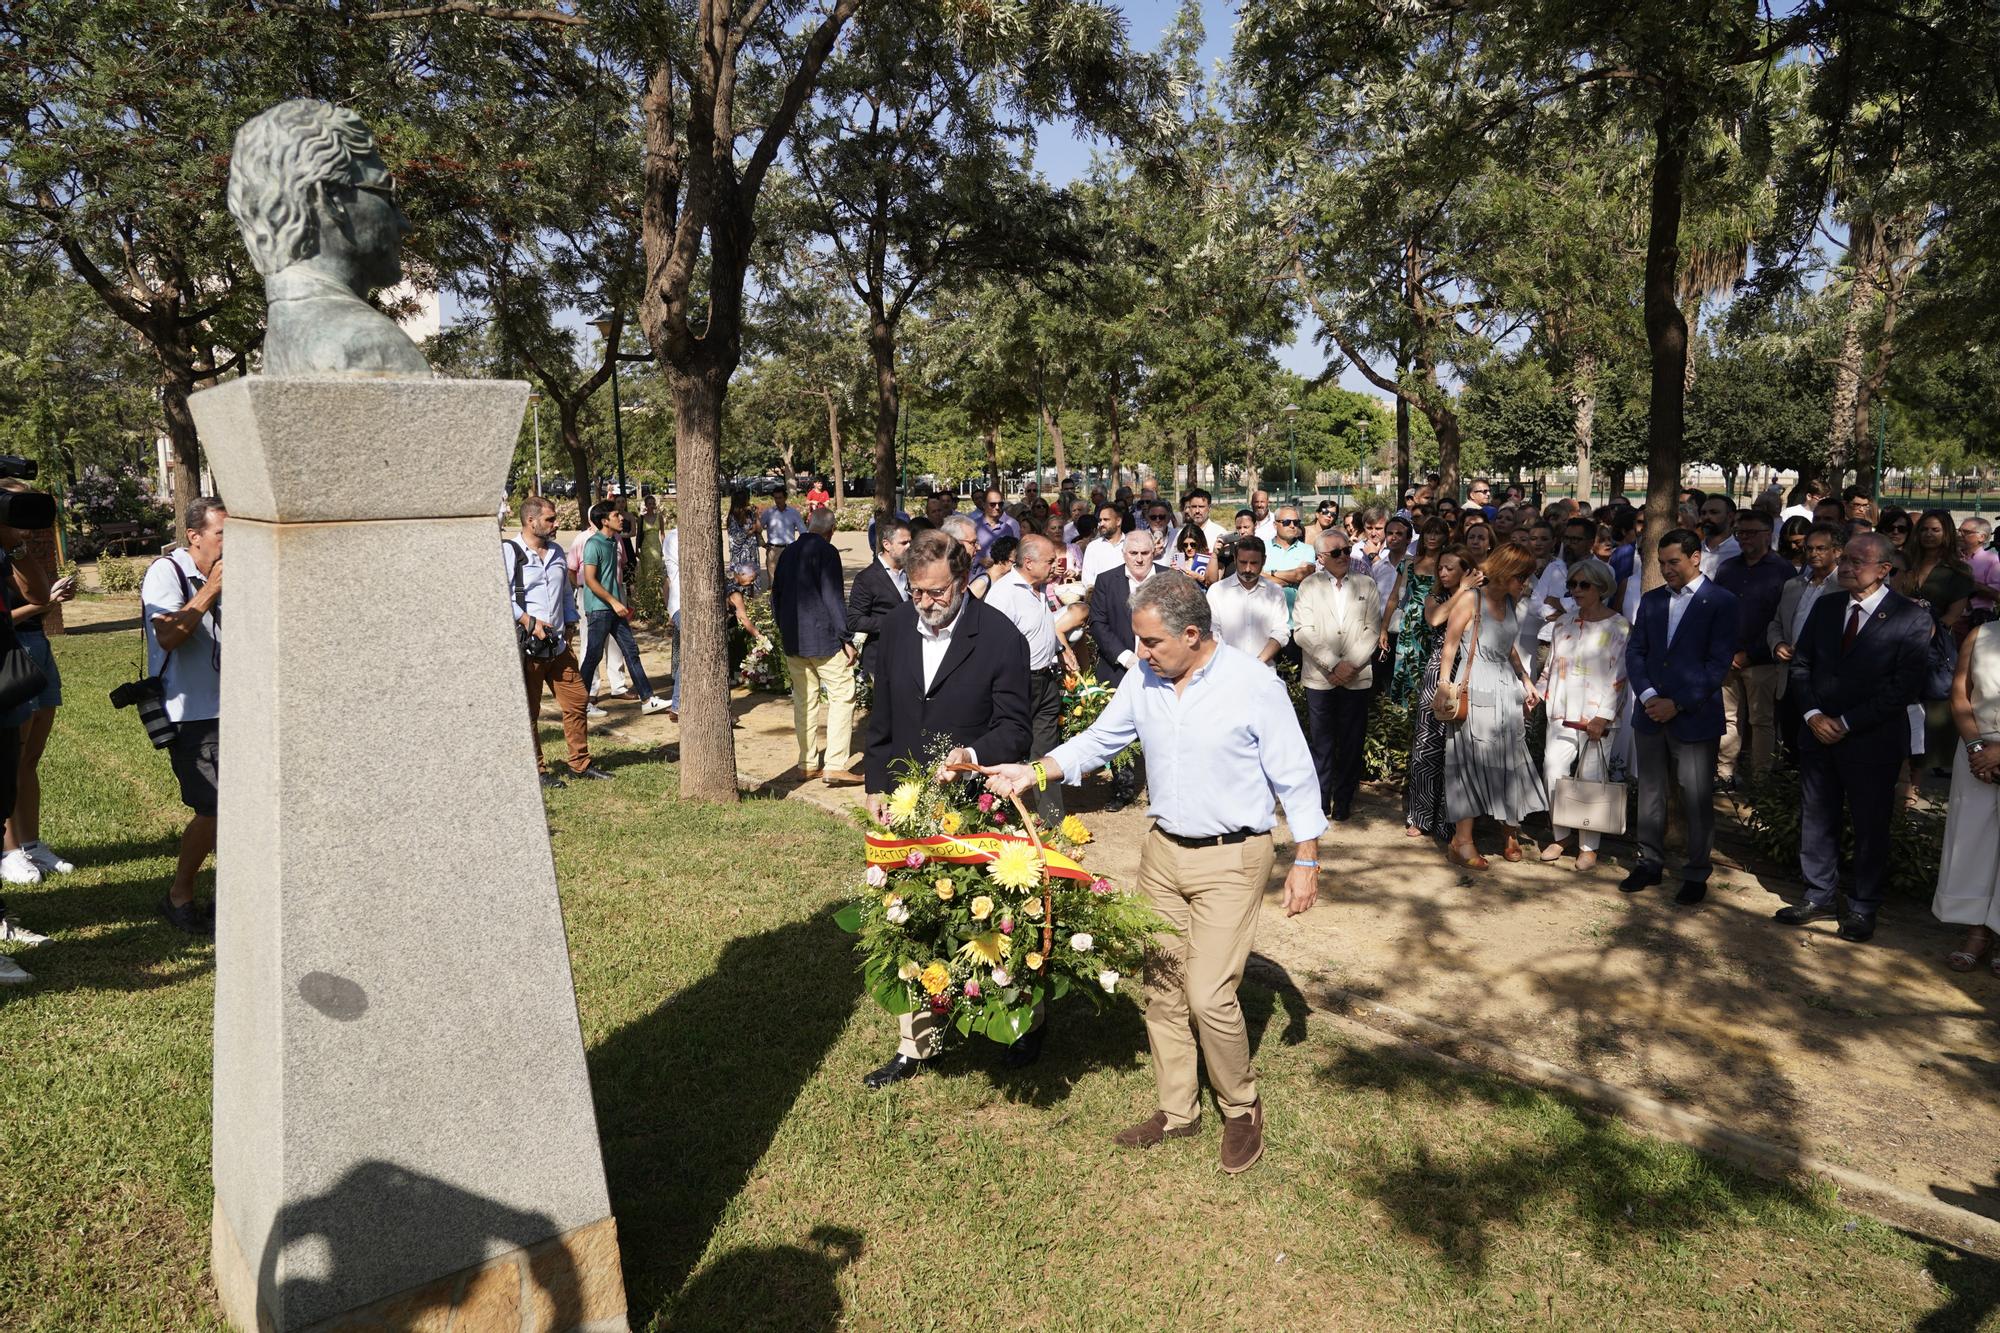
<box><xmin>1208</xmin><ymin>575</ymin><xmax>1291</xmax><ymax>660</ymax></box>
<box><xmin>1698</xmin><ymin>535</ymin><xmax>1740</xmax><ymax>579</ymax></box>
<box><xmin>881</xmin><ymin>554</ymin><xmax>910</xmax><ymax>601</ymax></box>
<box><xmin>1080</xmin><ymin>537</ymin><xmax>1124</xmax><ymax>586</ymax></box>
<box><xmin>1527</xmin><ymin>557</ymin><xmax>1574</xmax><ymax>645</ymax></box>
<box><xmin>761</xmin><ymin>504</ymin><xmax>804</xmax><ymax>548</ymax></box>
<box><xmin>916</xmin><ymin>597</ymin><xmax>969</xmax><ymax>693</ymax></box>
<box><xmin>1779</xmin><ymin>503</ymin><xmax>1814</xmax><ymax>524</ymax></box>
<box><xmin>1366</xmin><ymin>548</ymin><xmax>1406</xmax><ymax>610</ymax></box>
<box><xmin>660</xmin><ymin>527</ymin><xmax>681</xmax><ymax>619</ymax></box>
<box><xmin>1047</xmin><ymin>641</ymin><xmax>1327</xmax><ymax>843</ymax></box>
<box><xmin>141</xmin><ymin>548</ymin><xmax>221</xmax><ymax>724</ymax></box>
<box><xmin>1254</xmin><ymin>514</ymin><xmax>1278</xmax><ymax>542</ymax></box>
<box><xmin>1665</xmin><ymin>574</ymin><xmax>1707</xmax><ymax>647</ymax></box>
<box><xmin>987</xmin><ymin>569</ymin><xmax>1058</xmax><ymax>670</ymax></box>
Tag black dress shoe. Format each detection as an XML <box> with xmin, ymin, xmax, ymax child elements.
<box><xmin>861</xmin><ymin>1053</ymin><xmax>927</xmax><ymax>1090</ymax></box>
<box><xmin>1837</xmin><ymin>914</ymin><xmax>1877</xmax><ymax>943</ymax></box>
<box><xmin>1330</xmin><ymin>806</ymin><xmax>1352</xmax><ymax>823</ymax></box>
<box><xmin>1774</xmin><ymin>901</ymin><xmax>1837</xmax><ymax>926</ymax></box>
<box><xmin>1618</xmin><ymin>866</ymin><xmax>1662</xmax><ymax>894</ymax></box>
<box><xmin>539</xmin><ymin>772</ymin><xmax>567</xmax><ymax>790</ymax></box>
<box><xmin>1673</xmin><ymin>880</ymin><xmax>1708</xmax><ymax>907</ymax></box>
<box><xmin>1001</xmin><ymin>1023</ymin><xmax>1046</xmax><ymax>1069</ymax></box>
<box><xmin>1105</xmin><ymin>796</ymin><xmax>1128</xmax><ymax>813</ymax></box>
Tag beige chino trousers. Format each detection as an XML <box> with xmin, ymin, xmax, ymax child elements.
<box><xmin>786</xmin><ymin>651</ymin><xmax>856</xmax><ymax>773</ymax></box>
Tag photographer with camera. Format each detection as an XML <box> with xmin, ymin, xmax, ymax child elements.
<box><xmin>142</xmin><ymin>498</ymin><xmax>226</xmax><ymax>936</ymax></box>
<box><xmin>506</xmin><ymin>496</ymin><xmax>610</xmax><ymax>787</ymax></box>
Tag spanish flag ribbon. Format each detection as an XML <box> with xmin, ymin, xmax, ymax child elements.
<box><xmin>864</xmin><ymin>831</ymin><xmax>1095</xmax><ymax>883</ymax></box>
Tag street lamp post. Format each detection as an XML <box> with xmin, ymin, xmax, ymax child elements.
<box><xmin>592</xmin><ymin>315</ymin><xmax>652</xmax><ymax>541</ymax></box>
<box><xmin>1283</xmin><ymin>403</ymin><xmax>1300</xmax><ymax>500</ymax></box>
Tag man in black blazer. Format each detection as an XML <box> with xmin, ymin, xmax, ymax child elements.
<box><xmin>1776</xmin><ymin>531</ymin><xmax>1932</xmax><ymax>941</ymax></box>
<box><xmin>1088</xmin><ymin>528</ymin><xmax>1168</xmax><ymax>811</ymax></box>
<box><xmin>860</xmin><ymin>528</ymin><xmax>1032</xmax><ymax>1089</ymax></box>
<box><xmin>845</xmin><ymin>517</ymin><xmax>911</xmax><ymax>685</ymax></box>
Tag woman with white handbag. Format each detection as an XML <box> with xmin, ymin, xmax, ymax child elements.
<box><xmin>1536</xmin><ymin>558</ymin><xmax>1630</xmax><ymax>871</ymax></box>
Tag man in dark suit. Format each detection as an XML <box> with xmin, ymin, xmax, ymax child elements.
<box><xmin>845</xmin><ymin>517</ymin><xmax>911</xmax><ymax>685</ymax></box>
<box><xmin>1776</xmin><ymin>531</ymin><xmax>1932</xmax><ymax>942</ymax></box>
<box><xmin>1622</xmin><ymin>527</ymin><xmax>1739</xmax><ymax>905</ymax></box>
<box><xmin>859</xmin><ymin>528</ymin><xmax>1032</xmax><ymax>1088</ymax></box>
<box><xmin>772</xmin><ymin>508</ymin><xmax>859</xmax><ymax>785</ymax></box>
<box><xmin>1088</xmin><ymin>528</ymin><xmax>1167</xmax><ymax>811</ymax></box>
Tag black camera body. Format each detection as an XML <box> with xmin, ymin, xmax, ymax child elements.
<box><xmin>110</xmin><ymin>676</ymin><xmax>177</xmax><ymax>749</ymax></box>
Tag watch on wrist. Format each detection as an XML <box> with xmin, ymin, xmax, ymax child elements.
<box><xmin>1970</xmin><ymin>741</ymin><xmax>1990</xmax><ymax>756</ymax></box>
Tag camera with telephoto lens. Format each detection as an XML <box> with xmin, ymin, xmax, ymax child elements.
<box><xmin>110</xmin><ymin>676</ymin><xmax>178</xmax><ymax>749</ymax></box>
<box><xmin>0</xmin><ymin>457</ymin><xmax>55</xmax><ymax>530</ymax></box>
<box><xmin>1216</xmin><ymin>537</ymin><xmax>1239</xmax><ymax>568</ymax></box>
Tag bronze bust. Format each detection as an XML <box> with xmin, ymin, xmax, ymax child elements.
<box><xmin>225</xmin><ymin>101</ymin><xmax>431</xmax><ymax>377</ymax></box>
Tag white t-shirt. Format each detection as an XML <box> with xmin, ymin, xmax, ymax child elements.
<box><xmin>761</xmin><ymin>505</ymin><xmax>804</xmax><ymax>548</ymax></box>
<box><xmin>141</xmin><ymin>548</ymin><xmax>221</xmax><ymax>723</ymax></box>
<box><xmin>660</xmin><ymin>527</ymin><xmax>681</xmax><ymax>620</ymax></box>
<box><xmin>1079</xmin><ymin>537</ymin><xmax>1124</xmax><ymax>587</ymax></box>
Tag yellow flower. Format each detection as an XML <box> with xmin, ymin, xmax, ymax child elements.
<box><xmin>1023</xmin><ymin>897</ymin><xmax>1044</xmax><ymax>919</ymax></box>
<box><xmin>969</xmin><ymin>895</ymin><xmax>994</xmax><ymax>921</ymax></box>
<box><xmin>984</xmin><ymin>840</ymin><xmax>1043</xmax><ymax>892</ymax></box>
<box><xmin>919</xmin><ymin>962</ymin><xmax>951</xmax><ymax>996</ymax></box>
<box><xmin>958</xmin><ymin>932</ymin><xmax>1006</xmax><ymax>967</ymax></box>
<box><xmin>882</xmin><ymin>893</ymin><xmax>900</xmax><ymax>908</ymax></box>
<box><xmin>1059</xmin><ymin>815</ymin><xmax>1091</xmax><ymax>844</ymax></box>
<box><xmin>939</xmin><ymin>811</ymin><xmax>962</xmax><ymax>835</ymax></box>
<box><xmin>934</xmin><ymin>878</ymin><xmax>956</xmax><ymax>901</ymax></box>
<box><xmin>1025</xmin><ymin>951</ymin><xmax>1045</xmax><ymax>971</ymax></box>
<box><xmin>886</xmin><ymin>782</ymin><xmax>922</xmax><ymax>822</ymax></box>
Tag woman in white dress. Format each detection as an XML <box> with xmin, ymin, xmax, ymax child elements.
<box><xmin>1535</xmin><ymin>558</ymin><xmax>1630</xmax><ymax>871</ymax></box>
<box><xmin>1935</xmin><ymin>619</ymin><xmax>2000</xmax><ymax>973</ymax></box>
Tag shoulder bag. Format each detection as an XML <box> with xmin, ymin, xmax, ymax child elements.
<box><xmin>1552</xmin><ymin>735</ymin><xmax>1628</xmax><ymax>836</ymax></box>
<box><xmin>507</xmin><ymin>541</ymin><xmax>566</xmax><ymax>661</ymax></box>
<box><xmin>1431</xmin><ymin>597</ymin><xmax>1481</xmax><ymax>723</ymax></box>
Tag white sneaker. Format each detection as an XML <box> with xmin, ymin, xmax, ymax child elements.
<box><xmin>0</xmin><ymin>954</ymin><xmax>32</xmax><ymax>985</ymax></box>
<box><xmin>23</xmin><ymin>841</ymin><xmax>72</xmax><ymax>875</ymax></box>
<box><xmin>0</xmin><ymin>917</ymin><xmax>48</xmax><ymax>947</ymax></box>
<box><xmin>641</xmin><ymin>696</ymin><xmax>671</xmax><ymax>715</ymax></box>
<box><xmin>0</xmin><ymin>850</ymin><xmax>40</xmax><ymax>886</ymax></box>
<box><xmin>585</xmin><ymin>704</ymin><xmax>609</xmax><ymax>720</ymax></box>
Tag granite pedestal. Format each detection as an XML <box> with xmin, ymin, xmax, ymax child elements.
<box><xmin>189</xmin><ymin>376</ymin><xmax>629</xmax><ymax>1332</ymax></box>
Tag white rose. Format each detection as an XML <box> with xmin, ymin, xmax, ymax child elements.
<box><xmin>885</xmin><ymin>903</ymin><xmax>910</xmax><ymax>925</ymax></box>
<box><xmin>1054</xmin><ymin>583</ymin><xmax>1085</xmax><ymax>605</ymax></box>
<box><xmin>990</xmin><ymin>966</ymin><xmax>1012</xmax><ymax>988</ymax></box>
<box><xmin>898</xmin><ymin>960</ymin><xmax>921</xmax><ymax>981</ymax></box>
<box><xmin>1098</xmin><ymin>969</ymin><xmax>1119</xmax><ymax>994</ymax></box>
<box><xmin>1069</xmin><ymin>932</ymin><xmax>1094</xmax><ymax>953</ymax></box>
<box><xmin>865</xmin><ymin>865</ymin><xmax>888</xmax><ymax>888</ymax></box>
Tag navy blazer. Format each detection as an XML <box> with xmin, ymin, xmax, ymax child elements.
<box><xmin>771</xmin><ymin>533</ymin><xmax>848</xmax><ymax>660</ymax></box>
<box><xmin>844</xmin><ymin>557</ymin><xmax>905</xmax><ymax>680</ymax></box>
<box><xmin>1788</xmin><ymin>587</ymin><xmax>1931</xmax><ymax>754</ymax></box>
<box><xmin>1625</xmin><ymin>578</ymin><xmax>1739</xmax><ymax>742</ymax></box>
<box><xmin>861</xmin><ymin>596</ymin><xmax>1031</xmax><ymax>792</ymax></box>
<box><xmin>1087</xmin><ymin>563</ymin><xmax>1167</xmax><ymax>686</ymax></box>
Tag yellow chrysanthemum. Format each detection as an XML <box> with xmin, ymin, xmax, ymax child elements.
<box><xmin>1022</xmin><ymin>897</ymin><xmax>1044</xmax><ymax>919</ymax></box>
<box><xmin>958</xmin><ymin>932</ymin><xmax>1006</xmax><ymax>967</ymax></box>
<box><xmin>919</xmin><ymin>962</ymin><xmax>951</xmax><ymax>996</ymax></box>
<box><xmin>1059</xmin><ymin>815</ymin><xmax>1091</xmax><ymax>844</ymax></box>
<box><xmin>1025</xmin><ymin>951</ymin><xmax>1045</xmax><ymax>971</ymax></box>
<box><xmin>938</xmin><ymin>811</ymin><xmax>962</xmax><ymax>835</ymax></box>
<box><xmin>984</xmin><ymin>840</ymin><xmax>1043</xmax><ymax>891</ymax></box>
<box><xmin>882</xmin><ymin>893</ymin><xmax>900</xmax><ymax>908</ymax></box>
<box><xmin>969</xmin><ymin>895</ymin><xmax>994</xmax><ymax>921</ymax></box>
<box><xmin>934</xmin><ymin>878</ymin><xmax>956</xmax><ymax>901</ymax></box>
<box><xmin>886</xmin><ymin>782</ymin><xmax>922</xmax><ymax>822</ymax></box>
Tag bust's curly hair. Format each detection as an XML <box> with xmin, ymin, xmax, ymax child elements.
<box><xmin>225</xmin><ymin>100</ymin><xmax>378</xmax><ymax>276</ymax></box>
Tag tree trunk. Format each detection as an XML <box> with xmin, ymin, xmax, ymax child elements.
<box><xmin>822</xmin><ymin>389</ymin><xmax>845</xmax><ymax>506</ymax></box>
<box><xmin>1184</xmin><ymin>427</ymin><xmax>1199</xmax><ymax>493</ymax></box>
<box><xmin>161</xmin><ymin>373</ymin><xmax>201</xmax><ymax>531</ymax></box>
<box><xmin>984</xmin><ymin>424</ymin><xmax>1001</xmax><ymax>493</ymax></box>
<box><xmin>669</xmin><ymin>365</ymin><xmax>739</xmax><ymax>802</ymax></box>
<box><xmin>1607</xmin><ymin>463</ymin><xmax>1627</xmax><ymax>498</ymax></box>
<box><xmin>1395</xmin><ymin>387</ymin><xmax>1411</xmax><ymax>502</ymax></box>
<box><xmin>1851</xmin><ymin>223</ymin><xmax>1918</xmax><ymax>498</ymax></box>
<box><xmin>1824</xmin><ymin>216</ymin><xmax>1882</xmax><ymax>488</ymax></box>
<box><xmin>1639</xmin><ymin>97</ymin><xmax>1695</xmax><ymax>592</ymax></box>
<box><xmin>560</xmin><ymin>404</ymin><xmax>593</xmax><ymax>520</ymax></box>
<box><xmin>1570</xmin><ymin>352</ymin><xmax>1596</xmax><ymax>504</ymax></box>
<box><xmin>1040</xmin><ymin>399</ymin><xmax>1067</xmax><ymax>492</ymax></box>
<box><xmin>1105</xmin><ymin>375</ymin><xmax>1123</xmax><ymax>491</ymax></box>
<box><xmin>870</xmin><ymin>316</ymin><xmax>899</xmax><ymax>514</ymax></box>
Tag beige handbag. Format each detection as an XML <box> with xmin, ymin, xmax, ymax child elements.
<box><xmin>1552</xmin><ymin>736</ymin><xmax>1627</xmax><ymax>835</ymax></box>
<box><xmin>1431</xmin><ymin>597</ymin><xmax>1481</xmax><ymax>723</ymax></box>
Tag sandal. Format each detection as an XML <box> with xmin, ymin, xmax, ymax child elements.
<box><xmin>1447</xmin><ymin>840</ymin><xmax>1489</xmax><ymax>871</ymax></box>
<box><xmin>1405</xmin><ymin>824</ymin><xmax>1425</xmax><ymax>838</ymax></box>
<box><xmin>1947</xmin><ymin>927</ymin><xmax>1992</xmax><ymax>973</ymax></box>
<box><xmin>1501</xmin><ymin>836</ymin><xmax>1524</xmax><ymax>863</ymax></box>
<box><xmin>1575</xmin><ymin>850</ymin><xmax>1598</xmax><ymax>872</ymax></box>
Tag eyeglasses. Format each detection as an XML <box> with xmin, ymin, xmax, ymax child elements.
<box><xmin>1278</xmin><ymin>518</ymin><xmax>1301</xmax><ymax>526</ymax></box>
<box><xmin>910</xmin><ymin>582</ymin><xmax>956</xmax><ymax>603</ymax></box>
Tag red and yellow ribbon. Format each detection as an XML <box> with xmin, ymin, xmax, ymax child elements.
<box><xmin>864</xmin><ymin>831</ymin><xmax>1094</xmax><ymax>883</ymax></box>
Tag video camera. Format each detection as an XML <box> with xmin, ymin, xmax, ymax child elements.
<box><xmin>0</xmin><ymin>456</ymin><xmax>55</xmax><ymax>530</ymax></box>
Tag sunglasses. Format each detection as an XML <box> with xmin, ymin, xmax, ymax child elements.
<box><xmin>1278</xmin><ymin>518</ymin><xmax>1302</xmax><ymax>526</ymax></box>
<box><xmin>1889</xmin><ymin>523</ymin><xmax>1911</xmax><ymax>533</ymax></box>
<box><xmin>1323</xmin><ymin>547</ymin><xmax>1351</xmax><ymax>557</ymax></box>
<box><xmin>1565</xmin><ymin>579</ymin><xmax>1593</xmax><ymax>591</ymax></box>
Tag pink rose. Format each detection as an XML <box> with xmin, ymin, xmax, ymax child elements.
<box><xmin>1090</xmin><ymin>877</ymin><xmax>1112</xmax><ymax>895</ymax></box>
<box><xmin>904</xmin><ymin>849</ymin><xmax>927</xmax><ymax>869</ymax></box>
<box><xmin>1000</xmin><ymin>918</ymin><xmax>1015</xmax><ymax>935</ymax></box>
<box><xmin>992</xmin><ymin>808</ymin><xmax>1008</xmax><ymax>825</ymax></box>
<box><xmin>978</xmin><ymin>793</ymin><xmax>997</xmax><ymax>813</ymax></box>
<box><xmin>964</xmin><ymin>979</ymin><xmax>982</xmax><ymax>1000</ymax></box>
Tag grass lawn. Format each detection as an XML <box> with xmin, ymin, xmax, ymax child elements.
<box><xmin>5</xmin><ymin>629</ymin><xmax>2000</xmax><ymax>1330</ymax></box>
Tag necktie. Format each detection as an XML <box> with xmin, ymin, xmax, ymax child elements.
<box><xmin>1843</xmin><ymin>601</ymin><xmax>1862</xmax><ymax>652</ymax></box>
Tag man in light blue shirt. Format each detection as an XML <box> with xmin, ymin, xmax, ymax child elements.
<box><xmin>504</xmin><ymin>496</ymin><xmax>610</xmax><ymax>788</ymax></box>
<box><xmin>983</xmin><ymin>570</ymin><xmax>1323</xmax><ymax>1176</ymax></box>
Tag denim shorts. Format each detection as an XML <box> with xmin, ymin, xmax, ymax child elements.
<box><xmin>0</xmin><ymin>629</ymin><xmax>62</xmax><ymax>728</ymax></box>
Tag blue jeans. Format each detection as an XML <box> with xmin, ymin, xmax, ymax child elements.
<box><xmin>580</xmin><ymin>610</ymin><xmax>654</xmax><ymax>702</ymax></box>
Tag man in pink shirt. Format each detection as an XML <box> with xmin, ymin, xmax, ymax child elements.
<box><xmin>1962</xmin><ymin>516</ymin><xmax>2000</xmax><ymax>624</ymax></box>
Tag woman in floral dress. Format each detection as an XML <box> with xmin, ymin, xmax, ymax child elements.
<box><xmin>1386</xmin><ymin>516</ymin><xmax>1451</xmax><ymax>706</ymax></box>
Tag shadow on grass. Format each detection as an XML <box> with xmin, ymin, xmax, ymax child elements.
<box><xmin>589</xmin><ymin>902</ymin><xmax>863</xmax><ymax>1327</ymax></box>
<box><xmin>1318</xmin><ymin>1042</ymin><xmax>2000</xmax><ymax>1324</ymax></box>
<box><xmin>0</xmin><ymin>868</ymin><xmax>219</xmax><ymax>1001</ymax></box>
<box><xmin>660</xmin><ymin>1225</ymin><xmax>861</xmax><ymax>1333</ymax></box>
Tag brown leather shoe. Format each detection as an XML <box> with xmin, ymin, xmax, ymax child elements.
<box><xmin>822</xmin><ymin>768</ymin><xmax>865</xmax><ymax>787</ymax></box>
<box><xmin>1219</xmin><ymin>1099</ymin><xmax>1264</xmax><ymax>1174</ymax></box>
<box><xmin>1112</xmin><ymin>1111</ymin><xmax>1200</xmax><ymax>1149</ymax></box>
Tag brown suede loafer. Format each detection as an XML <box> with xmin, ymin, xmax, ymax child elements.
<box><xmin>1219</xmin><ymin>1099</ymin><xmax>1265</xmax><ymax>1174</ymax></box>
<box><xmin>1112</xmin><ymin>1111</ymin><xmax>1200</xmax><ymax>1149</ymax></box>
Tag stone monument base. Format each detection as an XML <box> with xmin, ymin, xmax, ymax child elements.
<box><xmin>214</xmin><ymin>1199</ymin><xmax>628</xmax><ymax>1333</ymax></box>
